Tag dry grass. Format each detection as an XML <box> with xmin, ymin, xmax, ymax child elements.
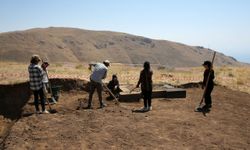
<box><xmin>0</xmin><ymin>62</ymin><xmax>249</xmax><ymax>94</ymax></box>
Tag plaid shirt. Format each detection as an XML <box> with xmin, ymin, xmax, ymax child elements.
<box><xmin>28</xmin><ymin>64</ymin><xmax>44</xmax><ymax>91</ymax></box>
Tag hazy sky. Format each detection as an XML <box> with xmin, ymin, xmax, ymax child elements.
<box><xmin>1</xmin><ymin>0</ymin><xmax>249</xmax><ymax>63</ymax></box>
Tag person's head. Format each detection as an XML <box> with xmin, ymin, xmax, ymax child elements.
<box><xmin>202</xmin><ymin>61</ymin><xmax>212</xmax><ymax>69</ymax></box>
<box><xmin>112</xmin><ymin>74</ymin><xmax>118</xmax><ymax>81</ymax></box>
<box><xmin>143</xmin><ymin>61</ymin><xmax>150</xmax><ymax>71</ymax></box>
<box><xmin>30</xmin><ymin>55</ymin><xmax>41</xmax><ymax>64</ymax></box>
<box><xmin>103</xmin><ymin>60</ymin><xmax>110</xmax><ymax>67</ymax></box>
<box><xmin>41</xmin><ymin>61</ymin><xmax>49</xmax><ymax>69</ymax></box>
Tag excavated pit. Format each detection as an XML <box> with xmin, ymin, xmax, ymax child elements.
<box><xmin>1</xmin><ymin>79</ymin><xmax>249</xmax><ymax>150</ymax></box>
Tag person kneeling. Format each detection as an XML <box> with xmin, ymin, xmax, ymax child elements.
<box><xmin>107</xmin><ymin>74</ymin><xmax>122</xmax><ymax>99</ymax></box>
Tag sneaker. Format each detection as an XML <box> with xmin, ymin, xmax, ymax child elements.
<box><xmin>100</xmin><ymin>103</ymin><xmax>107</xmax><ymax>108</ymax></box>
<box><xmin>141</xmin><ymin>107</ymin><xmax>148</xmax><ymax>112</ymax></box>
<box><xmin>35</xmin><ymin>110</ymin><xmax>41</xmax><ymax>114</ymax></box>
<box><xmin>42</xmin><ymin>110</ymin><xmax>50</xmax><ymax>114</ymax></box>
<box><xmin>148</xmin><ymin>106</ymin><xmax>152</xmax><ymax>111</ymax></box>
<box><xmin>195</xmin><ymin>107</ymin><xmax>203</xmax><ymax>112</ymax></box>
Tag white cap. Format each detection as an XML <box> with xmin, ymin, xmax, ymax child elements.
<box><xmin>104</xmin><ymin>60</ymin><xmax>110</xmax><ymax>64</ymax></box>
<box><xmin>103</xmin><ymin>60</ymin><xmax>110</xmax><ymax>66</ymax></box>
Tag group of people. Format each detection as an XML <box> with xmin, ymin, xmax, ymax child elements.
<box><xmin>28</xmin><ymin>54</ymin><xmax>214</xmax><ymax>114</ymax></box>
<box><xmin>28</xmin><ymin>55</ymin><xmax>57</xmax><ymax>114</ymax></box>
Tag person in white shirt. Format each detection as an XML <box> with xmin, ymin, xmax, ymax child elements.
<box><xmin>87</xmin><ymin>60</ymin><xmax>110</xmax><ymax>109</ymax></box>
<box><xmin>41</xmin><ymin>61</ymin><xmax>49</xmax><ymax>93</ymax></box>
<box><xmin>41</xmin><ymin>61</ymin><xmax>57</xmax><ymax>104</ymax></box>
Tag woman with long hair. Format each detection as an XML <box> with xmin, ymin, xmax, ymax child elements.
<box><xmin>136</xmin><ymin>61</ymin><xmax>153</xmax><ymax>111</ymax></box>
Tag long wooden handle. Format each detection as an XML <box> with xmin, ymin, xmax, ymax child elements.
<box><xmin>103</xmin><ymin>84</ymin><xmax>120</xmax><ymax>105</ymax></box>
<box><xmin>129</xmin><ymin>87</ymin><xmax>137</xmax><ymax>93</ymax></box>
<box><xmin>199</xmin><ymin>51</ymin><xmax>216</xmax><ymax>106</ymax></box>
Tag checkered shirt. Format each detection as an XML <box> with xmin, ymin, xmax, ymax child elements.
<box><xmin>28</xmin><ymin>64</ymin><xmax>44</xmax><ymax>91</ymax></box>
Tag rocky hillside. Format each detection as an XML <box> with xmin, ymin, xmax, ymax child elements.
<box><xmin>0</xmin><ymin>27</ymin><xmax>241</xmax><ymax>67</ymax></box>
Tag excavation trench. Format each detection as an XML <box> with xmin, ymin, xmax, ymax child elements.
<box><xmin>0</xmin><ymin>78</ymin><xmax>90</xmax><ymax>149</ymax></box>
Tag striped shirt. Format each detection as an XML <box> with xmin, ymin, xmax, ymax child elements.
<box><xmin>28</xmin><ymin>64</ymin><xmax>44</xmax><ymax>91</ymax></box>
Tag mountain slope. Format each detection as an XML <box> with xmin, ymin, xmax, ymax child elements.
<box><xmin>0</xmin><ymin>27</ymin><xmax>241</xmax><ymax>67</ymax></box>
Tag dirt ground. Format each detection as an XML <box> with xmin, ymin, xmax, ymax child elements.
<box><xmin>1</xmin><ymin>85</ymin><xmax>250</xmax><ymax>150</ymax></box>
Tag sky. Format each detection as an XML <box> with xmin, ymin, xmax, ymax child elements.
<box><xmin>0</xmin><ymin>0</ymin><xmax>250</xmax><ymax>63</ymax></box>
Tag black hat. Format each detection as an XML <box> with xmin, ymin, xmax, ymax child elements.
<box><xmin>202</xmin><ymin>61</ymin><xmax>212</xmax><ymax>67</ymax></box>
<box><xmin>112</xmin><ymin>74</ymin><xmax>117</xmax><ymax>79</ymax></box>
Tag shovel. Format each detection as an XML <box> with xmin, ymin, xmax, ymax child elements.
<box><xmin>195</xmin><ymin>51</ymin><xmax>216</xmax><ymax>112</ymax></box>
<box><xmin>103</xmin><ymin>84</ymin><xmax>120</xmax><ymax>105</ymax></box>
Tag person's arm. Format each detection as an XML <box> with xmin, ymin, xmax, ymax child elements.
<box><xmin>210</xmin><ymin>70</ymin><xmax>215</xmax><ymax>80</ymax></box>
<box><xmin>136</xmin><ymin>71</ymin><xmax>142</xmax><ymax>88</ymax></box>
<box><xmin>88</xmin><ymin>63</ymin><xmax>96</xmax><ymax>71</ymax></box>
<box><xmin>202</xmin><ymin>70</ymin><xmax>207</xmax><ymax>89</ymax></box>
<box><xmin>117</xmin><ymin>80</ymin><xmax>120</xmax><ymax>87</ymax></box>
<box><xmin>150</xmin><ymin>71</ymin><xmax>153</xmax><ymax>82</ymax></box>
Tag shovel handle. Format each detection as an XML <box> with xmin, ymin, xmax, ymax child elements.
<box><xmin>103</xmin><ymin>84</ymin><xmax>120</xmax><ymax>105</ymax></box>
<box><xmin>199</xmin><ymin>51</ymin><xmax>216</xmax><ymax>106</ymax></box>
<box><xmin>129</xmin><ymin>87</ymin><xmax>137</xmax><ymax>93</ymax></box>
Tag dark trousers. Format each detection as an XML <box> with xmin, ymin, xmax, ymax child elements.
<box><xmin>33</xmin><ymin>88</ymin><xmax>45</xmax><ymax>111</ymax></box>
<box><xmin>88</xmin><ymin>80</ymin><xmax>103</xmax><ymax>106</ymax></box>
<box><xmin>142</xmin><ymin>90</ymin><xmax>152</xmax><ymax>108</ymax></box>
<box><xmin>204</xmin><ymin>85</ymin><xmax>214</xmax><ymax>108</ymax></box>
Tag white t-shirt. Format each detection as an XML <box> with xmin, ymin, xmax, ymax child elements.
<box><xmin>90</xmin><ymin>63</ymin><xmax>108</xmax><ymax>83</ymax></box>
<box><xmin>42</xmin><ymin>69</ymin><xmax>49</xmax><ymax>83</ymax></box>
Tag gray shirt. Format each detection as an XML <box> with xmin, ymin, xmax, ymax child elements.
<box><xmin>90</xmin><ymin>63</ymin><xmax>108</xmax><ymax>83</ymax></box>
<box><xmin>42</xmin><ymin>69</ymin><xmax>49</xmax><ymax>83</ymax></box>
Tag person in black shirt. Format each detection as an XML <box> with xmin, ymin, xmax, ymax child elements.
<box><xmin>202</xmin><ymin>61</ymin><xmax>215</xmax><ymax>111</ymax></box>
<box><xmin>107</xmin><ymin>74</ymin><xmax>122</xmax><ymax>99</ymax></box>
<box><xmin>136</xmin><ymin>61</ymin><xmax>153</xmax><ymax>111</ymax></box>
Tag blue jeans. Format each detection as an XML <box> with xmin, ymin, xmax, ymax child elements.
<box><xmin>33</xmin><ymin>88</ymin><xmax>45</xmax><ymax>111</ymax></box>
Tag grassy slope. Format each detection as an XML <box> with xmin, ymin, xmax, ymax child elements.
<box><xmin>0</xmin><ymin>62</ymin><xmax>249</xmax><ymax>94</ymax></box>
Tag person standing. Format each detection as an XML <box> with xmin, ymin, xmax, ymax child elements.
<box><xmin>202</xmin><ymin>61</ymin><xmax>215</xmax><ymax>111</ymax></box>
<box><xmin>136</xmin><ymin>61</ymin><xmax>153</xmax><ymax>111</ymax></box>
<box><xmin>41</xmin><ymin>61</ymin><xmax>57</xmax><ymax>104</ymax></box>
<box><xmin>41</xmin><ymin>61</ymin><xmax>49</xmax><ymax>94</ymax></box>
<box><xmin>87</xmin><ymin>60</ymin><xmax>110</xmax><ymax>109</ymax></box>
<box><xmin>28</xmin><ymin>55</ymin><xmax>49</xmax><ymax>114</ymax></box>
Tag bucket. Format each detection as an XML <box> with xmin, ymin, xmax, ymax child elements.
<box><xmin>51</xmin><ymin>85</ymin><xmax>62</xmax><ymax>101</ymax></box>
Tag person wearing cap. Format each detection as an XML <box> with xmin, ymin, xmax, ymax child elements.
<box><xmin>136</xmin><ymin>61</ymin><xmax>153</xmax><ymax>111</ymax></box>
<box><xmin>87</xmin><ymin>60</ymin><xmax>110</xmax><ymax>109</ymax></box>
<box><xmin>28</xmin><ymin>55</ymin><xmax>49</xmax><ymax>114</ymax></box>
<box><xmin>41</xmin><ymin>61</ymin><xmax>49</xmax><ymax>93</ymax></box>
<box><xmin>202</xmin><ymin>60</ymin><xmax>215</xmax><ymax>111</ymax></box>
<box><xmin>41</xmin><ymin>61</ymin><xmax>57</xmax><ymax>104</ymax></box>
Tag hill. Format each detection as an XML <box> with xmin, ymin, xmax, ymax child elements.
<box><xmin>0</xmin><ymin>27</ymin><xmax>242</xmax><ymax>67</ymax></box>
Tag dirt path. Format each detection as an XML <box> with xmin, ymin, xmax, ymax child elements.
<box><xmin>2</xmin><ymin>86</ymin><xmax>250</xmax><ymax>150</ymax></box>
